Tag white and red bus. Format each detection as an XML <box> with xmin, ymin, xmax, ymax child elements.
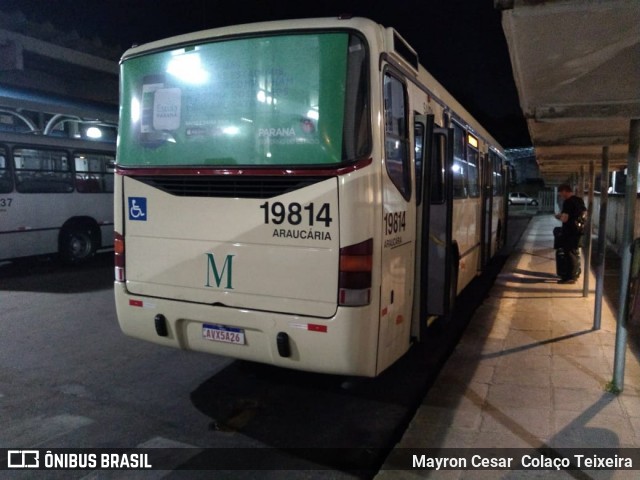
<box><xmin>114</xmin><ymin>17</ymin><xmax>507</xmax><ymax>376</ymax></box>
<box><xmin>1</xmin><ymin>128</ymin><xmax>116</xmax><ymax>263</ymax></box>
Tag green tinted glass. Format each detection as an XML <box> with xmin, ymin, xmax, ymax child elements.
<box><xmin>118</xmin><ymin>33</ymin><xmax>362</xmax><ymax>167</ymax></box>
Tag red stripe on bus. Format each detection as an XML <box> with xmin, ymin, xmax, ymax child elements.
<box><xmin>129</xmin><ymin>299</ymin><xmax>143</xmax><ymax>307</ymax></box>
<box><xmin>116</xmin><ymin>157</ymin><xmax>372</xmax><ymax>178</ymax></box>
<box><xmin>308</xmin><ymin>324</ymin><xmax>328</xmax><ymax>333</ymax></box>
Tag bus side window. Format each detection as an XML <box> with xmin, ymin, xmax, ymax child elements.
<box><xmin>14</xmin><ymin>148</ymin><xmax>73</xmax><ymax>193</ymax></box>
<box><xmin>74</xmin><ymin>153</ymin><xmax>115</xmax><ymax>193</ymax></box>
<box><xmin>431</xmin><ymin>133</ymin><xmax>445</xmax><ymax>204</ymax></box>
<box><xmin>0</xmin><ymin>150</ymin><xmax>12</xmax><ymax>193</ymax></box>
<box><xmin>452</xmin><ymin>123</ymin><xmax>467</xmax><ymax>198</ymax></box>
<box><xmin>383</xmin><ymin>72</ymin><xmax>411</xmax><ymax>200</ymax></box>
<box><xmin>466</xmin><ymin>140</ymin><xmax>480</xmax><ymax>198</ymax></box>
<box><xmin>414</xmin><ymin>120</ymin><xmax>424</xmax><ymax>205</ymax></box>
<box><xmin>492</xmin><ymin>153</ymin><xmax>503</xmax><ymax>196</ymax></box>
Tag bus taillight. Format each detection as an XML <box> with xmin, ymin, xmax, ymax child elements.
<box><xmin>114</xmin><ymin>232</ymin><xmax>125</xmax><ymax>282</ymax></box>
<box><xmin>338</xmin><ymin>238</ymin><xmax>373</xmax><ymax>306</ymax></box>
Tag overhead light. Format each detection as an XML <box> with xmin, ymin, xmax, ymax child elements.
<box><xmin>86</xmin><ymin>127</ymin><xmax>102</xmax><ymax>139</ymax></box>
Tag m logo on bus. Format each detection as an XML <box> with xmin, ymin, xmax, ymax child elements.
<box><xmin>205</xmin><ymin>253</ymin><xmax>234</xmax><ymax>289</ymax></box>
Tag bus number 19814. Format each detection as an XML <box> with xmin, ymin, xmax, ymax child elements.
<box><xmin>260</xmin><ymin>201</ymin><xmax>333</xmax><ymax>227</ymax></box>
<box><xmin>384</xmin><ymin>211</ymin><xmax>406</xmax><ymax>235</ymax></box>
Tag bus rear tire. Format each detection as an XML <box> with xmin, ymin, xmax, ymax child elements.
<box><xmin>59</xmin><ymin>224</ymin><xmax>98</xmax><ymax>264</ymax></box>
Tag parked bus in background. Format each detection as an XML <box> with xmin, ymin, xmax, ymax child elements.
<box><xmin>0</xmin><ymin>99</ymin><xmax>117</xmax><ymax>263</ymax></box>
<box><xmin>114</xmin><ymin>17</ymin><xmax>507</xmax><ymax>377</ymax></box>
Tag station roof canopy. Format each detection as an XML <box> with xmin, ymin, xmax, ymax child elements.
<box><xmin>497</xmin><ymin>0</ymin><xmax>640</xmax><ymax>184</ymax></box>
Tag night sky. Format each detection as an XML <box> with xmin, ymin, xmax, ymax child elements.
<box><xmin>2</xmin><ymin>0</ymin><xmax>531</xmax><ymax>148</ymax></box>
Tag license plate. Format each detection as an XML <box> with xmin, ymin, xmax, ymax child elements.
<box><xmin>202</xmin><ymin>324</ymin><xmax>246</xmax><ymax>345</ymax></box>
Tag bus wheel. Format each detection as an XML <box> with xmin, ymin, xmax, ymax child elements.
<box><xmin>59</xmin><ymin>225</ymin><xmax>97</xmax><ymax>264</ymax></box>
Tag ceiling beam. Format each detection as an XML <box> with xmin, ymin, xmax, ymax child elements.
<box><xmin>532</xmin><ymin>101</ymin><xmax>640</xmax><ymax>120</ymax></box>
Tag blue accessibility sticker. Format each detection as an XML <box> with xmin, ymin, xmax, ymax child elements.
<box><xmin>128</xmin><ymin>197</ymin><xmax>147</xmax><ymax>221</ymax></box>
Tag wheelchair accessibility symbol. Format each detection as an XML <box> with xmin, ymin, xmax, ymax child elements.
<box><xmin>128</xmin><ymin>197</ymin><xmax>147</xmax><ymax>221</ymax></box>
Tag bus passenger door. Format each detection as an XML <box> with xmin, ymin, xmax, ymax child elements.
<box><xmin>425</xmin><ymin>122</ymin><xmax>454</xmax><ymax>318</ymax></box>
<box><xmin>377</xmin><ymin>71</ymin><xmax>416</xmax><ymax>373</ymax></box>
<box><xmin>480</xmin><ymin>152</ymin><xmax>494</xmax><ymax>268</ymax></box>
<box><xmin>412</xmin><ymin>114</ymin><xmax>430</xmax><ymax>340</ymax></box>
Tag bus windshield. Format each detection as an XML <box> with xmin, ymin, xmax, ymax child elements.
<box><xmin>118</xmin><ymin>32</ymin><xmax>369</xmax><ymax>168</ymax></box>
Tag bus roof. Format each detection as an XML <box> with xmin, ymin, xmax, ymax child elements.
<box><xmin>121</xmin><ymin>17</ymin><xmax>381</xmax><ymax>61</ymax></box>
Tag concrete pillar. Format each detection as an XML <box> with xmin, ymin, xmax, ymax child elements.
<box><xmin>583</xmin><ymin>161</ymin><xmax>595</xmax><ymax>298</ymax></box>
<box><xmin>594</xmin><ymin>147</ymin><xmax>609</xmax><ymax>330</ymax></box>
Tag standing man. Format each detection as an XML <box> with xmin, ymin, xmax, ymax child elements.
<box><xmin>554</xmin><ymin>184</ymin><xmax>587</xmax><ymax>284</ymax></box>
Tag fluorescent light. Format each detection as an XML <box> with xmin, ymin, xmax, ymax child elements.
<box><xmin>86</xmin><ymin>127</ymin><xmax>102</xmax><ymax>139</ymax></box>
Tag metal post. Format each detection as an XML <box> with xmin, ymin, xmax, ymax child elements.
<box><xmin>613</xmin><ymin>119</ymin><xmax>640</xmax><ymax>391</ymax></box>
<box><xmin>594</xmin><ymin>147</ymin><xmax>610</xmax><ymax>330</ymax></box>
<box><xmin>583</xmin><ymin>161</ymin><xmax>595</xmax><ymax>298</ymax></box>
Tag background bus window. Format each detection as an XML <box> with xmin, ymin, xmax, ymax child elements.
<box><xmin>414</xmin><ymin>121</ymin><xmax>424</xmax><ymax>205</ymax></box>
<box><xmin>0</xmin><ymin>149</ymin><xmax>12</xmax><ymax>193</ymax></box>
<box><xmin>384</xmin><ymin>73</ymin><xmax>411</xmax><ymax>200</ymax></box>
<box><xmin>492</xmin><ymin>152</ymin><xmax>504</xmax><ymax>196</ymax></box>
<box><xmin>74</xmin><ymin>153</ymin><xmax>115</xmax><ymax>193</ymax></box>
<box><xmin>14</xmin><ymin>148</ymin><xmax>73</xmax><ymax>193</ymax></box>
<box><xmin>452</xmin><ymin>123</ymin><xmax>467</xmax><ymax>198</ymax></box>
<box><xmin>466</xmin><ymin>142</ymin><xmax>480</xmax><ymax>198</ymax></box>
<box><xmin>430</xmin><ymin>133</ymin><xmax>445</xmax><ymax>204</ymax></box>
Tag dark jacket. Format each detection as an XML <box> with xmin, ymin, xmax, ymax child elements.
<box><xmin>561</xmin><ymin>195</ymin><xmax>587</xmax><ymax>249</ymax></box>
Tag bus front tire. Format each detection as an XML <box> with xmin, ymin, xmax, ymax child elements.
<box><xmin>59</xmin><ymin>225</ymin><xmax>98</xmax><ymax>264</ymax></box>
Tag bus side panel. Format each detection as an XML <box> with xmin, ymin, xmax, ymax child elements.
<box><xmin>0</xmin><ymin>192</ymin><xmax>113</xmax><ymax>260</ymax></box>
<box><xmin>1</xmin><ymin>192</ymin><xmax>64</xmax><ymax>258</ymax></box>
<box><xmin>1</xmin><ymin>230</ymin><xmax>58</xmax><ymax>259</ymax></box>
<box><xmin>376</xmin><ymin>76</ymin><xmax>418</xmax><ymax>375</ymax></box>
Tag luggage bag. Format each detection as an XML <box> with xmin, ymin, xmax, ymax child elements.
<box><xmin>556</xmin><ymin>248</ymin><xmax>571</xmax><ymax>279</ymax></box>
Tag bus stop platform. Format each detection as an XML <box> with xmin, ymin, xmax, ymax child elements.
<box><xmin>377</xmin><ymin>213</ymin><xmax>640</xmax><ymax>478</ymax></box>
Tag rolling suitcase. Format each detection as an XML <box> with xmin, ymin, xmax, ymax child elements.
<box><xmin>553</xmin><ymin>227</ymin><xmax>563</xmax><ymax>250</ymax></box>
<box><xmin>556</xmin><ymin>248</ymin><xmax>571</xmax><ymax>279</ymax></box>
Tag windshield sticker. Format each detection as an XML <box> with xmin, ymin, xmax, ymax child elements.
<box><xmin>153</xmin><ymin>88</ymin><xmax>181</xmax><ymax>131</ymax></box>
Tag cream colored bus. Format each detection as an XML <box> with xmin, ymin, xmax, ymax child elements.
<box><xmin>114</xmin><ymin>16</ymin><xmax>507</xmax><ymax>376</ymax></box>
